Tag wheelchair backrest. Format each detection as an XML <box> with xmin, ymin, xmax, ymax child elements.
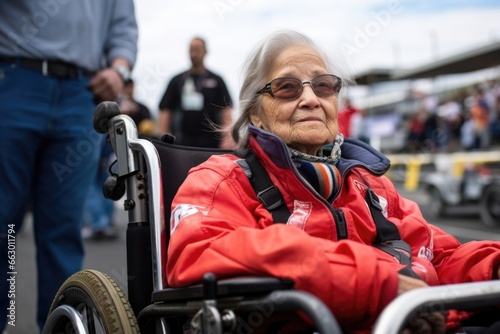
<box><xmin>150</xmin><ymin>138</ymin><xmax>233</xmax><ymax>278</ymax></box>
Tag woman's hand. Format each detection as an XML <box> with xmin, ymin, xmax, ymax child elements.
<box><xmin>398</xmin><ymin>274</ymin><xmax>446</xmax><ymax>334</ymax></box>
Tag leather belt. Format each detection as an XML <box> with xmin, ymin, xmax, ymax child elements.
<box><xmin>0</xmin><ymin>56</ymin><xmax>95</xmax><ymax>79</ymax></box>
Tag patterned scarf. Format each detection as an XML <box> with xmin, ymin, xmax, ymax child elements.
<box><xmin>290</xmin><ymin>134</ymin><xmax>343</xmax><ymax>201</ymax></box>
<box><xmin>289</xmin><ymin>133</ymin><xmax>344</xmax><ymax>164</ymax></box>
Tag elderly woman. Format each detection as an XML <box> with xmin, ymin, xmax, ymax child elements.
<box><xmin>167</xmin><ymin>30</ymin><xmax>500</xmax><ymax>333</ymax></box>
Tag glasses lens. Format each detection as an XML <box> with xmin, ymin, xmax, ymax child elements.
<box><xmin>312</xmin><ymin>75</ymin><xmax>341</xmax><ymax>96</ymax></box>
<box><xmin>270</xmin><ymin>77</ymin><xmax>303</xmax><ymax>99</ymax></box>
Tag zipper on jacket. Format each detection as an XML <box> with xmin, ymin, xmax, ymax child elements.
<box><xmin>333</xmin><ymin>209</ymin><xmax>348</xmax><ymax>240</ymax></box>
<box><xmin>290</xmin><ymin>162</ymin><xmax>349</xmax><ymax>241</ymax></box>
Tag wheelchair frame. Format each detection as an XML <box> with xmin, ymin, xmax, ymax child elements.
<box><xmin>42</xmin><ymin>102</ymin><xmax>500</xmax><ymax>334</ymax></box>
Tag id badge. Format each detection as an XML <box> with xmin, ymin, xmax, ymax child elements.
<box><xmin>182</xmin><ymin>91</ymin><xmax>204</xmax><ymax>111</ymax></box>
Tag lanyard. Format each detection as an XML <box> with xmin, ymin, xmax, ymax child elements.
<box><xmin>183</xmin><ymin>70</ymin><xmax>208</xmax><ymax>92</ymax></box>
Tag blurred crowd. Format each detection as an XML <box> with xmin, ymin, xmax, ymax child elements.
<box><xmin>340</xmin><ymin>79</ymin><xmax>500</xmax><ymax>154</ymax></box>
<box><xmin>407</xmin><ymin>79</ymin><xmax>500</xmax><ymax>153</ymax></box>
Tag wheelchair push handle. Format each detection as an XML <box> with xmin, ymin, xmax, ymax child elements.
<box><xmin>93</xmin><ymin>101</ymin><xmax>121</xmax><ymax>134</ymax></box>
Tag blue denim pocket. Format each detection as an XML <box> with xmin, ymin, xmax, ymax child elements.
<box><xmin>0</xmin><ymin>63</ymin><xmax>13</xmax><ymax>90</ymax></box>
<box><xmin>0</xmin><ymin>63</ymin><xmax>30</xmax><ymax>99</ymax></box>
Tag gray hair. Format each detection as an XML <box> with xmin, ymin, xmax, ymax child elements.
<box><xmin>230</xmin><ymin>29</ymin><xmax>353</xmax><ymax>148</ymax></box>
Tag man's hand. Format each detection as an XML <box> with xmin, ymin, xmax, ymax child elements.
<box><xmin>398</xmin><ymin>274</ymin><xmax>446</xmax><ymax>334</ymax></box>
<box><xmin>89</xmin><ymin>68</ymin><xmax>124</xmax><ymax>102</ymax></box>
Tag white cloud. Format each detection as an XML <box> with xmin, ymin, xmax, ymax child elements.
<box><xmin>131</xmin><ymin>0</ymin><xmax>500</xmax><ymax>116</ymax></box>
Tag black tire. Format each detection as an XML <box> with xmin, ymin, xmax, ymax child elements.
<box><xmin>479</xmin><ymin>184</ymin><xmax>500</xmax><ymax>227</ymax></box>
<box><xmin>47</xmin><ymin>269</ymin><xmax>139</xmax><ymax>334</ymax></box>
<box><xmin>427</xmin><ymin>186</ymin><xmax>446</xmax><ymax>219</ymax></box>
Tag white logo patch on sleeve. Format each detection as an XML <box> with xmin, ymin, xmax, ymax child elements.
<box><xmin>170</xmin><ymin>204</ymin><xmax>206</xmax><ymax>234</ymax></box>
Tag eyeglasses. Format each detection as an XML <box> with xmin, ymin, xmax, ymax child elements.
<box><xmin>256</xmin><ymin>74</ymin><xmax>342</xmax><ymax>100</ymax></box>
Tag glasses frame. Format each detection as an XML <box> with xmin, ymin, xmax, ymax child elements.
<box><xmin>256</xmin><ymin>74</ymin><xmax>342</xmax><ymax>100</ymax></box>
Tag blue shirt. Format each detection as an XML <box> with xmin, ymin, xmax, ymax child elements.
<box><xmin>0</xmin><ymin>0</ymin><xmax>138</xmax><ymax>71</ymax></box>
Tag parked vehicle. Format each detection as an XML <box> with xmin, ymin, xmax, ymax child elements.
<box><xmin>422</xmin><ymin>163</ymin><xmax>500</xmax><ymax>227</ymax></box>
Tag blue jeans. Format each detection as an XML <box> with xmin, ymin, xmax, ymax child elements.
<box><xmin>84</xmin><ymin>138</ymin><xmax>115</xmax><ymax>232</ymax></box>
<box><xmin>0</xmin><ymin>62</ymin><xmax>101</xmax><ymax>331</ymax></box>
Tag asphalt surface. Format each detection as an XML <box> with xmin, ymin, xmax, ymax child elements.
<box><xmin>5</xmin><ymin>204</ymin><xmax>128</xmax><ymax>334</ymax></box>
<box><xmin>397</xmin><ymin>185</ymin><xmax>500</xmax><ymax>243</ymax></box>
<box><xmin>6</xmin><ymin>185</ymin><xmax>500</xmax><ymax>334</ymax></box>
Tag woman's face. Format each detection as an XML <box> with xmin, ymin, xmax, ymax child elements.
<box><xmin>250</xmin><ymin>45</ymin><xmax>339</xmax><ymax>155</ymax></box>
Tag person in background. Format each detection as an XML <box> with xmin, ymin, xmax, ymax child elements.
<box><xmin>436</xmin><ymin>95</ymin><xmax>463</xmax><ymax>152</ymax></box>
<box><xmin>408</xmin><ymin>104</ymin><xmax>428</xmax><ymax>152</ymax></box>
<box><xmin>422</xmin><ymin>95</ymin><xmax>440</xmax><ymax>152</ymax></box>
<box><xmin>119</xmin><ymin>78</ymin><xmax>155</xmax><ymax>136</ymax></box>
<box><xmin>337</xmin><ymin>96</ymin><xmax>360</xmax><ymax>138</ymax></box>
<box><xmin>167</xmin><ymin>30</ymin><xmax>500</xmax><ymax>334</ymax></box>
<box><xmin>0</xmin><ymin>1</ymin><xmax>137</xmax><ymax>330</ymax></box>
<box><xmin>158</xmin><ymin>37</ymin><xmax>233</xmax><ymax>148</ymax></box>
<box><xmin>470</xmin><ymin>87</ymin><xmax>491</xmax><ymax>150</ymax></box>
<box><xmin>82</xmin><ymin>139</ymin><xmax>118</xmax><ymax>241</ymax></box>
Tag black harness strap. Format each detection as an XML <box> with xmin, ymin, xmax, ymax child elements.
<box><xmin>236</xmin><ymin>149</ymin><xmax>419</xmax><ymax>278</ymax></box>
<box><xmin>236</xmin><ymin>149</ymin><xmax>291</xmax><ymax>223</ymax></box>
<box><xmin>365</xmin><ymin>188</ymin><xmax>420</xmax><ymax>279</ymax></box>
<box><xmin>366</xmin><ymin>189</ymin><xmax>400</xmax><ymax>241</ymax></box>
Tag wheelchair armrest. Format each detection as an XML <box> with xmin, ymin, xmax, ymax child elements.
<box><xmin>373</xmin><ymin>280</ymin><xmax>500</xmax><ymax>334</ymax></box>
<box><xmin>144</xmin><ymin>276</ymin><xmax>343</xmax><ymax>334</ymax></box>
<box><xmin>151</xmin><ymin>276</ymin><xmax>294</xmax><ymax>303</ymax></box>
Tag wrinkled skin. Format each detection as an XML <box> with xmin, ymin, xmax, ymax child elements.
<box><xmin>250</xmin><ymin>45</ymin><xmax>339</xmax><ymax>155</ymax></box>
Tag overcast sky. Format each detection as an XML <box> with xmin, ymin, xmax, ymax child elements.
<box><xmin>131</xmin><ymin>0</ymin><xmax>500</xmax><ymax>115</ymax></box>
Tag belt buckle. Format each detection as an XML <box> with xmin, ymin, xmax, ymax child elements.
<box><xmin>42</xmin><ymin>60</ymin><xmax>48</xmax><ymax>76</ymax></box>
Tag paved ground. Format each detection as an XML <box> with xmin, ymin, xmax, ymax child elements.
<box><xmin>4</xmin><ymin>204</ymin><xmax>128</xmax><ymax>334</ymax></box>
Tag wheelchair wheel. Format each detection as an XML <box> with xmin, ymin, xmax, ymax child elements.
<box><xmin>47</xmin><ymin>269</ymin><xmax>139</xmax><ymax>334</ymax></box>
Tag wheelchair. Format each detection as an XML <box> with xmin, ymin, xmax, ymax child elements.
<box><xmin>42</xmin><ymin>101</ymin><xmax>500</xmax><ymax>334</ymax></box>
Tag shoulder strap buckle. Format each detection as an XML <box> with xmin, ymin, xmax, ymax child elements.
<box><xmin>257</xmin><ymin>186</ymin><xmax>285</xmax><ymax>211</ymax></box>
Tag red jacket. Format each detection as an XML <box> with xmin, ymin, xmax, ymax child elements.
<box><xmin>167</xmin><ymin>126</ymin><xmax>500</xmax><ymax>332</ymax></box>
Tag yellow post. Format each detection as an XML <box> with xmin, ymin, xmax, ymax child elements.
<box><xmin>452</xmin><ymin>161</ymin><xmax>465</xmax><ymax>178</ymax></box>
<box><xmin>405</xmin><ymin>161</ymin><xmax>421</xmax><ymax>191</ymax></box>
